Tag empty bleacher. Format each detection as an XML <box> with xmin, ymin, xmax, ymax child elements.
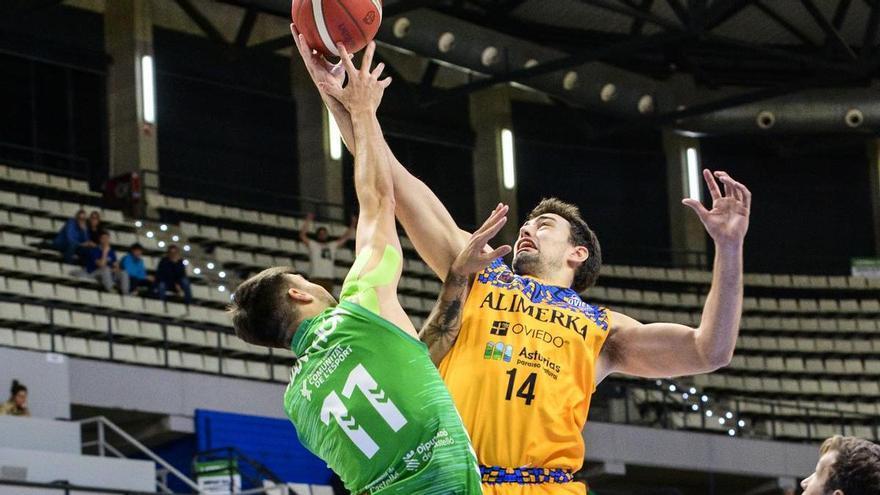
<box><xmin>1</xmin><ymin>162</ymin><xmax>878</xmax><ymax>444</ymax></box>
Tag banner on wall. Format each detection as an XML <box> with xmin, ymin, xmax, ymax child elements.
<box><xmin>195</xmin><ymin>459</ymin><xmax>242</xmax><ymax>494</ymax></box>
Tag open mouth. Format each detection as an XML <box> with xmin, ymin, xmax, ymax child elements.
<box><xmin>516</xmin><ymin>239</ymin><xmax>537</xmax><ymax>254</ymax></box>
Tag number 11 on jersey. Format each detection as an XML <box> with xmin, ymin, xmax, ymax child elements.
<box><xmin>320</xmin><ymin>364</ymin><xmax>408</xmax><ymax>458</ymax></box>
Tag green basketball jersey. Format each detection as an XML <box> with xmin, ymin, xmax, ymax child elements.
<box><xmin>283</xmin><ymin>247</ymin><xmax>482</xmax><ymax>494</ymax></box>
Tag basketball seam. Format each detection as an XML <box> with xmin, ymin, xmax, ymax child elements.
<box><xmin>332</xmin><ymin>0</ymin><xmax>368</xmax><ymax>46</ymax></box>
<box><xmin>312</xmin><ymin>0</ymin><xmax>340</xmax><ymax>56</ymax></box>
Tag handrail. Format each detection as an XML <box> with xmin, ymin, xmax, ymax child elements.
<box><xmin>77</xmin><ymin>416</ymin><xmax>202</xmax><ymax>493</ymax></box>
<box><xmin>0</xmin><ymin>478</ymin><xmax>160</xmax><ymax>495</ymax></box>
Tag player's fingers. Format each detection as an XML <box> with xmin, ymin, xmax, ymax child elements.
<box><xmin>682</xmin><ymin>198</ymin><xmax>709</xmax><ymax>220</ymax></box>
<box><xmin>739</xmin><ymin>182</ymin><xmax>752</xmax><ymax>209</ymax></box>
<box><xmin>475</xmin><ymin>204</ymin><xmax>506</xmax><ymax>231</ymax></box>
<box><xmin>474</xmin><ymin>217</ymin><xmax>508</xmax><ymax>246</ymax></box>
<box><xmin>484</xmin><ymin>245</ymin><xmax>512</xmax><ymax>261</ymax></box>
<box><xmin>378</xmin><ymin>76</ymin><xmax>392</xmax><ymax>88</ymax></box>
<box><xmin>371</xmin><ymin>62</ymin><xmax>385</xmax><ymax>79</ymax></box>
<box><xmin>337</xmin><ymin>43</ymin><xmax>357</xmax><ymax>77</ymax></box>
<box><xmin>717</xmin><ymin>175</ymin><xmax>742</xmax><ymax>202</ymax></box>
<box><xmin>362</xmin><ymin>42</ymin><xmax>376</xmax><ymax>75</ymax></box>
<box><xmin>475</xmin><ymin>205</ymin><xmax>508</xmax><ymax>236</ymax></box>
<box><xmin>702</xmin><ymin>169</ymin><xmax>722</xmax><ymax>202</ymax></box>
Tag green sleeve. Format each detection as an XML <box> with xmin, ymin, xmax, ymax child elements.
<box><xmin>338</xmin><ymin>245</ymin><xmax>401</xmax><ymax>314</ymax></box>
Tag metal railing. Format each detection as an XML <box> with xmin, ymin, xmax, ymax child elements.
<box><xmin>78</xmin><ymin>416</ymin><xmax>201</xmax><ymax>494</ymax></box>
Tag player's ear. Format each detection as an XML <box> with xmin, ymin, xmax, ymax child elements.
<box><xmin>288</xmin><ymin>287</ymin><xmax>315</xmax><ymax>304</ymax></box>
<box><xmin>569</xmin><ymin>245</ymin><xmax>589</xmax><ymax>265</ymax></box>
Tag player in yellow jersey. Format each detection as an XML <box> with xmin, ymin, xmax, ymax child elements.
<box><xmin>292</xmin><ymin>24</ymin><xmax>752</xmax><ymax>494</ymax></box>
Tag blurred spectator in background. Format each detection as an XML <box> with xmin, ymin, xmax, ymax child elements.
<box><xmin>299</xmin><ymin>213</ymin><xmax>356</xmax><ymax>293</ymax></box>
<box><xmin>85</xmin><ymin>231</ymin><xmax>130</xmax><ymax>293</ymax></box>
<box><xmin>87</xmin><ymin>210</ymin><xmax>104</xmax><ymax>244</ymax></box>
<box><xmin>800</xmin><ymin>435</ymin><xmax>880</xmax><ymax>495</ymax></box>
<box><xmin>0</xmin><ymin>380</ymin><xmax>29</xmax><ymax>417</ymax></box>
<box><xmin>156</xmin><ymin>244</ymin><xmax>192</xmax><ymax>304</ymax></box>
<box><xmin>121</xmin><ymin>243</ymin><xmax>152</xmax><ymax>294</ymax></box>
<box><xmin>52</xmin><ymin>209</ymin><xmax>93</xmax><ymax>264</ymax></box>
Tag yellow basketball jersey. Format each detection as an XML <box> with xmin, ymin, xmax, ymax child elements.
<box><xmin>438</xmin><ymin>259</ymin><xmax>610</xmax><ymax>472</ymax></box>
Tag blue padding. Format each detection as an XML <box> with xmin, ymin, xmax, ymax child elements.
<box><xmin>195</xmin><ymin>409</ymin><xmax>333</xmax><ymax>485</ymax></box>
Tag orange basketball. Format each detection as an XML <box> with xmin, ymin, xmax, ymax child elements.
<box><xmin>292</xmin><ymin>0</ymin><xmax>383</xmax><ymax>58</ymax></box>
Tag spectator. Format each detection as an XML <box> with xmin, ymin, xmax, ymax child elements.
<box><xmin>120</xmin><ymin>243</ymin><xmax>152</xmax><ymax>294</ymax></box>
<box><xmin>87</xmin><ymin>211</ymin><xmax>104</xmax><ymax>244</ymax></box>
<box><xmin>156</xmin><ymin>244</ymin><xmax>192</xmax><ymax>304</ymax></box>
<box><xmin>299</xmin><ymin>213</ymin><xmax>356</xmax><ymax>293</ymax></box>
<box><xmin>0</xmin><ymin>380</ymin><xmax>29</xmax><ymax>417</ymax></box>
<box><xmin>52</xmin><ymin>209</ymin><xmax>93</xmax><ymax>264</ymax></box>
<box><xmin>84</xmin><ymin>230</ymin><xmax>130</xmax><ymax>293</ymax></box>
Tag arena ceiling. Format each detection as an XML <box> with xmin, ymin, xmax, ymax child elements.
<box><xmin>209</xmin><ymin>0</ymin><xmax>880</xmax><ymax>134</ymax></box>
<box><xmin>8</xmin><ymin>0</ymin><xmax>880</xmax><ymax>133</ymax></box>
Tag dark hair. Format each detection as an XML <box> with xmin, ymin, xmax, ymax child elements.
<box><xmin>167</xmin><ymin>244</ymin><xmax>179</xmax><ymax>252</ymax></box>
<box><xmin>130</xmin><ymin>243</ymin><xmax>144</xmax><ymax>251</ymax></box>
<box><xmin>821</xmin><ymin>435</ymin><xmax>880</xmax><ymax>495</ymax></box>
<box><xmin>228</xmin><ymin>267</ymin><xmax>299</xmax><ymax>348</ymax></box>
<box><xmin>316</xmin><ymin>227</ymin><xmax>329</xmax><ymax>235</ymax></box>
<box><xmin>98</xmin><ymin>230</ymin><xmax>110</xmax><ymax>238</ymax></box>
<box><xmin>10</xmin><ymin>380</ymin><xmax>26</xmax><ymax>397</ymax></box>
<box><xmin>527</xmin><ymin>198</ymin><xmax>601</xmax><ymax>293</ymax></box>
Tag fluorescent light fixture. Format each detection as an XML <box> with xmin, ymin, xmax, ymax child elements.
<box><xmin>501</xmin><ymin>128</ymin><xmax>516</xmax><ymax>190</ymax></box>
<box><xmin>685</xmin><ymin>147</ymin><xmax>701</xmax><ymax>201</ymax></box>
<box><xmin>141</xmin><ymin>55</ymin><xmax>156</xmax><ymax>124</ymax></box>
<box><xmin>327</xmin><ymin>108</ymin><xmax>343</xmax><ymax>160</ymax></box>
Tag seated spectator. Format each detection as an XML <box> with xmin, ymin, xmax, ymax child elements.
<box><xmin>52</xmin><ymin>209</ymin><xmax>93</xmax><ymax>264</ymax></box>
<box><xmin>87</xmin><ymin>210</ymin><xmax>104</xmax><ymax>244</ymax></box>
<box><xmin>800</xmin><ymin>435</ymin><xmax>880</xmax><ymax>494</ymax></box>
<box><xmin>84</xmin><ymin>231</ymin><xmax>130</xmax><ymax>294</ymax></box>
<box><xmin>156</xmin><ymin>244</ymin><xmax>192</xmax><ymax>304</ymax></box>
<box><xmin>299</xmin><ymin>213</ymin><xmax>356</xmax><ymax>293</ymax></box>
<box><xmin>120</xmin><ymin>243</ymin><xmax>152</xmax><ymax>294</ymax></box>
<box><xmin>0</xmin><ymin>380</ymin><xmax>29</xmax><ymax>417</ymax></box>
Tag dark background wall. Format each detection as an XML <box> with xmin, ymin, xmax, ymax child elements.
<box><xmin>700</xmin><ymin>134</ymin><xmax>875</xmax><ymax>274</ymax></box>
<box><xmin>153</xmin><ymin>28</ymin><xmax>299</xmax><ymax>214</ymax></box>
<box><xmin>0</xmin><ymin>5</ymin><xmax>875</xmax><ymax>274</ymax></box>
<box><xmin>0</xmin><ymin>6</ymin><xmax>106</xmax><ymax>187</ymax></box>
<box><xmin>513</xmin><ymin>101</ymin><xmax>672</xmax><ymax>267</ymax></box>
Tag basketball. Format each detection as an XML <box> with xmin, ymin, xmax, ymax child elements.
<box><xmin>292</xmin><ymin>0</ymin><xmax>383</xmax><ymax>58</ymax></box>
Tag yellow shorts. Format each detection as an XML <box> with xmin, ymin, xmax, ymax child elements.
<box><xmin>481</xmin><ymin>481</ymin><xmax>587</xmax><ymax>495</ymax></box>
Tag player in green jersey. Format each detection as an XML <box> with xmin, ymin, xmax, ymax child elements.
<box><xmin>229</xmin><ymin>41</ymin><xmax>508</xmax><ymax>494</ymax></box>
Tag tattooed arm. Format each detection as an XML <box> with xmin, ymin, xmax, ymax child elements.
<box><xmin>421</xmin><ymin>271</ymin><xmax>469</xmax><ymax>366</ymax></box>
<box><xmin>419</xmin><ymin>204</ymin><xmax>512</xmax><ymax>366</ymax></box>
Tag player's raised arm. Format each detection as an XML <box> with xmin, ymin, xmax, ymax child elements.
<box><xmin>321</xmin><ymin>42</ymin><xmax>420</xmax><ymax>336</ymax></box>
<box><xmin>421</xmin><ymin>204</ymin><xmax>511</xmax><ymax>365</ymax></box>
<box><xmin>291</xmin><ymin>24</ymin><xmax>471</xmax><ymax>280</ymax></box>
<box><xmin>596</xmin><ymin>170</ymin><xmax>750</xmax><ymax>382</ymax></box>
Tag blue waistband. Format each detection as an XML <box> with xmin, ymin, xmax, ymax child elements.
<box><xmin>480</xmin><ymin>465</ymin><xmax>574</xmax><ymax>484</ymax></box>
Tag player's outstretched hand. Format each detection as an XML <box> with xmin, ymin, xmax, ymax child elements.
<box><xmin>450</xmin><ymin>204</ymin><xmax>513</xmax><ymax>277</ymax></box>
<box><xmin>318</xmin><ymin>42</ymin><xmax>391</xmax><ymax>114</ymax></box>
<box><xmin>682</xmin><ymin>169</ymin><xmax>751</xmax><ymax>247</ymax></box>
<box><xmin>290</xmin><ymin>24</ymin><xmax>345</xmax><ymax>103</ymax></box>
